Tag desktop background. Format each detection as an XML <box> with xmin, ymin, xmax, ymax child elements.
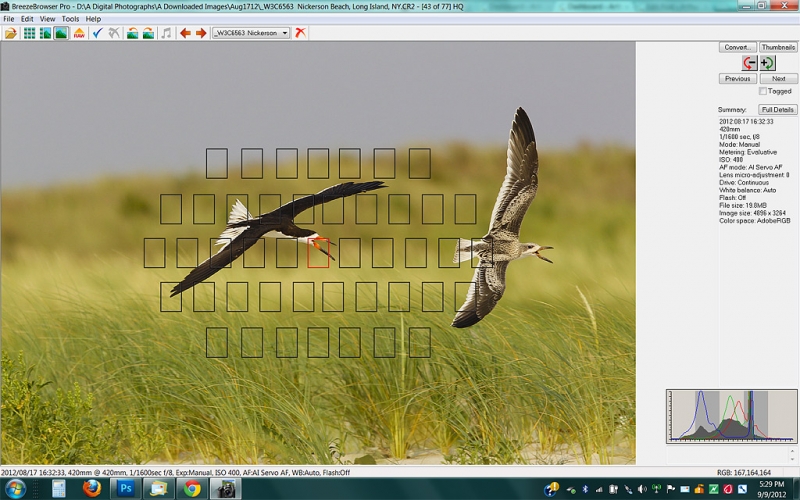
<box><xmin>1</xmin><ymin>41</ymin><xmax>635</xmax><ymax>464</ymax></box>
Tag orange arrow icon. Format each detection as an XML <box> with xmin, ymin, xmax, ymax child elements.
<box><xmin>196</xmin><ymin>28</ymin><xmax>206</xmax><ymax>38</ymax></box>
<box><xmin>180</xmin><ymin>28</ymin><xmax>190</xmax><ymax>38</ymax></box>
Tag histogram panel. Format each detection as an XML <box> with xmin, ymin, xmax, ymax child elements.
<box><xmin>666</xmin><ymin>389</ymin><xmax>798</xmax><ymax>444</ymax></box>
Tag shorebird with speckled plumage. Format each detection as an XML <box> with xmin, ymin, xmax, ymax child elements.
<box><xmin>451</xmin><ymin>108</ymin><xmax>552</xmax><ymax>328</ymax></box>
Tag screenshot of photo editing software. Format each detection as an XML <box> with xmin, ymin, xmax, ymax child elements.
<box><xmin>0</xmin><ymin>0</ymin><xmax>798</xmax><ymax>498</ymax></box>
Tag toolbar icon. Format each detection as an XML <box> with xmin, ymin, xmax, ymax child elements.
<box><xmin>39</xmin><ymin>27</ymin><xmax>51</xmax><ymax>38</ymax></box>
<box><xmin>143</xmin><ymin>27</ymin><xmax>154</xmax><ymax>39</ymax></box>
<box><xmin>83</xmin><ymin>480</ymin><xmax>102</xmax><ymax>498</ymax></box>
<box><xmin>760</xmin><ymin>55</ymin><xmax>776</xmax><ymax>71</ymax></box>
<box><xmin>149</xmin><ymin>481</ymin><xmax>168</xmax><ymax>497</ymax></box>
<box><xmin>108</xmin><ymin>27</ymin><xmax>120</xmax><ymax>38</ymax></box>
<box><xmin>214</xmin><ymin>479</ymin><xmax>236</xmax><ymax>499</ymax></box>
<box><xmin>52</xmin><ymin>480</ymin><xmax>66</xmax><ymax>498</ymax></box>
<box><xmin>183</xmin><ymin>480</ymin><xmax>201</xmax><ymax>498</ymax></box>
<box><xmin>742</xmin><ymin>55</ymin><xmax>757</xmax><ymax>71</ymax></box>
<box><xmin>4</xmin><ymin>27</ymin><xmax>16</xmax><ymax>39</ymax></box>
<box><xmin>23</xmin><ymin>26</ymin><xmax>35</xmax><ymax>38</ymax></box>
<box><xmin>54</xmin><ymin>26</ymin><xmax>69</xmax><ymax>39</ymax></box>
<box><xmin>127</xmin><ymin>27</ymin><xmax>138</xmax><ymax>39</ymax></box>
<box><xmin>116</xmin><ymin>479</ymin><xmax>135</xmax><ymax>497</ymax></box>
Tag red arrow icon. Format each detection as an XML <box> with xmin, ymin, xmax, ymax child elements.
<box><xmin>196</xmin><ymin>28</ymin><xmax>206</xmax><ymax>38</ymax></box>
<box><xmin>180</xmin><ymin>28</ymin><xmax>190</xmax><ymax>38</ymax></box>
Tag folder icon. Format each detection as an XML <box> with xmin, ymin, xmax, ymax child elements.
<box><xmin>150</xmin><ymin>481</ymin><xmax>167</xmax><ymax>496</ymax></box>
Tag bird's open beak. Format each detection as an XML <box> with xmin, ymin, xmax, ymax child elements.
<box><xmin>536</xmin><ymin>246</ymin><xmax>553</xmax><ymax>264</ymax></box>
<box><xmin>312</xmin><ymin>238</ymin><xmax>336</xmax><ymax>261</ymax></box>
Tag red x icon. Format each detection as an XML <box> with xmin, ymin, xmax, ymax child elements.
<box><xmin>295</xmin><ymin>27</ymin><xmax>307</xmax><ymax>38</ymax></box>
<box><xmin>771</xmin><ymin>0</ymin><xmax>798</xmax><ymax>10</ymax></box>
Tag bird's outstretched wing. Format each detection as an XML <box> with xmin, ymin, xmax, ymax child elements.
<box><xmin>451</xmin><ymin>261</ymin><xmax>509</xmax><ymax>328</ymax></box>
<box><xmin>170</xmin><ymin>200</ymin><xmax>269</xmax><ymax>297</ymax></box>
<box><xmin>233</xmin><ymin>181</ymin><xmax>386</xmax><ymax>226</ymax></box>
<box><xmin>487</xmin><ymin>107</ymin><xmax>539</xmax><ymax>237</ymax></box>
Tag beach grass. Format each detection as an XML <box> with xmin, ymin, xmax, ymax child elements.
<box><xmin>1</xmin><ymin>144</ymin><xmax>635</xmax><ymax>464</ymax></box>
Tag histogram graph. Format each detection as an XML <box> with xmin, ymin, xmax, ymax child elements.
<box><xmin>667</xmin><ymin>389</ymin><xmax>797</xmax><ymax>444</ymax></box>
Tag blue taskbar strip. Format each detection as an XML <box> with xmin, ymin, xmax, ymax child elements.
<box><xmin>0</xmin><ymin>476</ymin><xmax>797</xmax><ymax>500</ymax></box>
<box><xmin>1</xmin><ymin>0</ymin><xmax>798</xmax><ymax>13</ymax></box>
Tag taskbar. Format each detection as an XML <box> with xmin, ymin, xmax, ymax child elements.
<box><xmin>1</xmin><ymin>476</ymin><xmax>798</xmax><ymax>500</ymax></box>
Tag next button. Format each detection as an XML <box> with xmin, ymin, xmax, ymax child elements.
<box><xmin>760</xmin><ymin>73</ymin><xmax>799</xmax><ymax>84</ymax></box>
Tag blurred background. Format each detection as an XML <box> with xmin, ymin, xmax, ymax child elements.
<box><xmin>1</xmin><ymin>41</ymin><xmax>635</xmax><ymax>465</ymax></box>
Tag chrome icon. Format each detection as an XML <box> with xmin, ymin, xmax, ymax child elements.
<box><xmin>183</xmin><ymin>480</ymin><xmax>201</xmax><ymax>498</ymax></box>
<box><xmin>5</xmin><ymin>479</ymin><xmax>26</xmax><ymax>499</ymax></box>
<box><xmin>83</xmin><ymin>480</ymin><xmax>102</xmax><ymax>498</ymax></box>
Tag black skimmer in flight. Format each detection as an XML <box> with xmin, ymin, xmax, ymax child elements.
<box><xmin>170</xmin><ymin>181</ymin><xmax>386</xmax><ymax>297</ymax></box>
<box><xmin>451</xmin><ymin>108</ymin><xmax>553</xmax><ymax>328</ymax></box>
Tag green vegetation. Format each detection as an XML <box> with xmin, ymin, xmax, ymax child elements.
<box><xmin>1</xmin><ymin>144</ymin><xmax>635</xmax><ymax>464</ymax></box>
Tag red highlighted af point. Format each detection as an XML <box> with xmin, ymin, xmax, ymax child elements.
<box><xmin>307</xmin><ymin>237</ymin><xmax>332</xmax><ymax>268</ymax></box>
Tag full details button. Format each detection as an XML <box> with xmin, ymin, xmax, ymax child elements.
<box><xmin>758</xmin><ymin>104</ymin><xmax>798</xmax><ymax>115</ymax></box>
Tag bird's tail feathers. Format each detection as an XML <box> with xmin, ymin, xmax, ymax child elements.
<box><xmin>453</xmin><ymin>238</ymin><xmax>476</xmax><ymax>263</ymax></box>
<box><xmin>216</xmin><ymin>199</ymin><xmax>254</xmax><ymax>246</ymax></box>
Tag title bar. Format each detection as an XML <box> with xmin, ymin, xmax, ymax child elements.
<box><xmin>1</xmin><ymin>0</ymin><xmax>798</xmax><ymax>14</ymax></box>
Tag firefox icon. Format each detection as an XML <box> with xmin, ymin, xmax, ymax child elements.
<box><xmin>83</xmin><ymin>480</ymin><xmax>102</xmax><ymax>498</ymax></box>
